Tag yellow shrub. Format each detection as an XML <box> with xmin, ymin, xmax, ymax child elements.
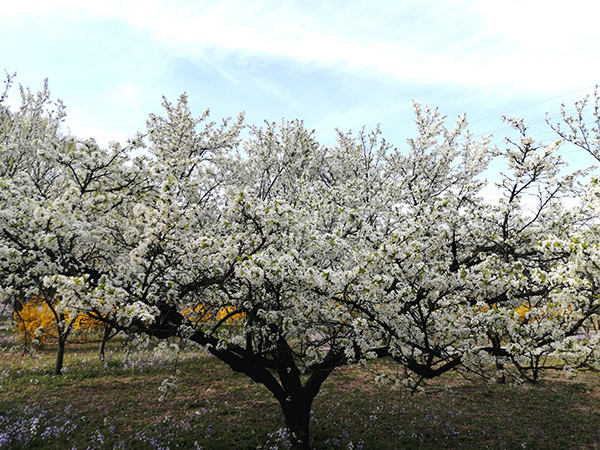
<box><xmin>71</xmin><ymin>312</ymin><xmax>104</xmax><ymax>342</ymax></box>
<box><xmin>13</xmin><ymin>301</ymin><xmax>57</xmax><ymax>348</ymax></box>
<box><xmin>513</xmin><ymin>303</ymin><xmax>575</xmax><ymax>324</ymax></box>
<box><xmin>514</xmin><ymin>304</ymin><xmax>530</xmax><ymax>323</ymax></box>
<box><xmin>73</xmin><ymin>312</ymin><xmax>103</xmax><ymax>331</ymax></box>
<box><xmin>14</xmin><ymin>300</ymin><xmax>106</xmax><ymax>346</ymax></box>
<box><xmin>216</xmin><ymin>306</ymin><xmax>245</xmax><ymax>323</ymax></box>
<box><xmin>182</xmin><ymin>304</ymin><xmax>245</xmax><ymax>324</ymax></box>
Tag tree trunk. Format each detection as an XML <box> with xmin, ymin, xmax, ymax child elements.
<box><xmin>272</xmin><ymin>338</ymin><xmax>340</xmax><ymax>450</ymax></box>
<box><xmin>183</xmin><ymin>327</ymin><xmax>341</xmax><ymax>450</ymax></box>
<box><xmin>495</xmin><ymin>361</ymin><xmax>506</xmax><ymax>384</ymax></box>
<box><xmin>280</xmin><ymin>397</ymin><xmax>313</xmax><ymax>450</ymax></box>
<box><xmin>488</xmin><ymin>332</ymin><xmax>506</xmax><ymax>384</ymax></box>
<box><xmin>99</xmin><ymin>323</ymin><xmax>112</xmax><ymax>360</ymax></box>
<box><xmin>54</xmin><ymin>318</ymin><xmax>73</xmax><ymax>376</ymax></box>
<box><xmin>55</xmin><ymin>336</ymin><xmax>66</xmax><ymax>375</ymax></box>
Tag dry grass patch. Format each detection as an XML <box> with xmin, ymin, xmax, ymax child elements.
<box><xmin>1</xmin><ymin>327</ymin><xmax>600</xmax><ymax>449</ymax></box>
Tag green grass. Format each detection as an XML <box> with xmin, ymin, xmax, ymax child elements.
<box><xmin>1</xmin><ymin>324</ymin><xmax>600</xmax><ymax>449</ymax></box>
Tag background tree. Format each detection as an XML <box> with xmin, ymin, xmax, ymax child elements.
<box><xmin>547</xmin><ymin>86</ymin><xmax>600</xmax><ymax>163</ymax></box>
<box><xmin>13</xmin><ymin>297</ymin><xmax>115</xmax><ymax>359</ymax></box>
<box><xmin>0</xmin><ymin>76</ymin><xmax>151</xmax><ymax>374</ymax></box>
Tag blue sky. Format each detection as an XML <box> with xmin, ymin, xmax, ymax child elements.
<box><xmin>2</xmin><ymin>0</ymin><xmax>600</xmax><ymax>186</ymax></box>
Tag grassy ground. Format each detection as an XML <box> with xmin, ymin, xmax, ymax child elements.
<box><xmin>1</xmin><ymin>322</ymin><xmax>600</xmax><ymax>449</ymax></box>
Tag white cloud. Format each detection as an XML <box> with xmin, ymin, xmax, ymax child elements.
<box><xmin>5</xmin><ymin>0</ymin><xmax>598</xmax><ymax>94</ymax></box>
<box><xmin>93</xmin><ymin>0</ymin><xmax>599</xmax><ymax>92</ymax></box>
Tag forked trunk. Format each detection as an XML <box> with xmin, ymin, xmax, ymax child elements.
<box><xmin>183</xmin><ymin>325</ymin><xmax>343</xmax><ymax>450</ymax></box>
<box><xmin>271</xmin><ymin>341</ymin><xmax>339</xmax><ymax>450</ymax></box>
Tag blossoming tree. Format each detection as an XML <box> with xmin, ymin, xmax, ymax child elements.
<box><xmin>2</xmin><ymin>76</ymin><xmax>600</xmax><ymax>449</ymax></box>
<box><xmin>0</xmin><ymin>75</ymin><xmax>151</xmax><ymax>374</ymax></box>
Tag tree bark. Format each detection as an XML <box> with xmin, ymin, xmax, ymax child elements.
<box><xmin>99</xmin><ymin>323</ymin><xmax>112</xmax><ymax>360</ymax></box>
<box><xmin>55</xmin><ymin>336</ymin><xmax>66</xmax><ymax>375</ymax></box>
<box><xmin>54</xmin><ymin>316</ymin><xmax>73</xmax><ymax>376</ymax></box>
<box><xmin>487</xmin><ymin>332</ymin><xmax>506</xmax><ymax>383</ymax></box>
<box><xmin>280</xmin><ymin>398</ymin><xmax>313</xmax><ymax>450</ymax></box>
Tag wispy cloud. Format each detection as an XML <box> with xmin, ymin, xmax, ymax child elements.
<box><xmin>18</xmin><ymin>0</ymin><xmax>592</xmax><ymax>94</ymax></box>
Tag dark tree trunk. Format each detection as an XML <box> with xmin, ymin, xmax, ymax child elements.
<box><xmin>99</xmin><ymin>323</ymin><xmax>112</xmax><ymax>360</ymax></box>
<box><xmin>55</xmin><ymin>336</ymin><xmax>66</xmax><ymax>375</ymax></box>
<box><xmin>54</xmin><ymin>316</ymin><xmax>73</xmax><ymax>376</ymax></box>
<box><xmin>488</xmin><ymin>332</ymin><xmax>506</xmax><ymax>383</ymax></box>
<box><xmin>145</xmin><ymin>317</ymin><xmax>344</xmax><ymax>450</ymax></box>
<box><xmin>272</xmin><ymin>338</ymin><xmax>340</xmax><ymax>450</ymax></box>
<box><xmin>280</xmin><ymin>396</ymin><xmax>313</xmax><ymax>450</ymax></box>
